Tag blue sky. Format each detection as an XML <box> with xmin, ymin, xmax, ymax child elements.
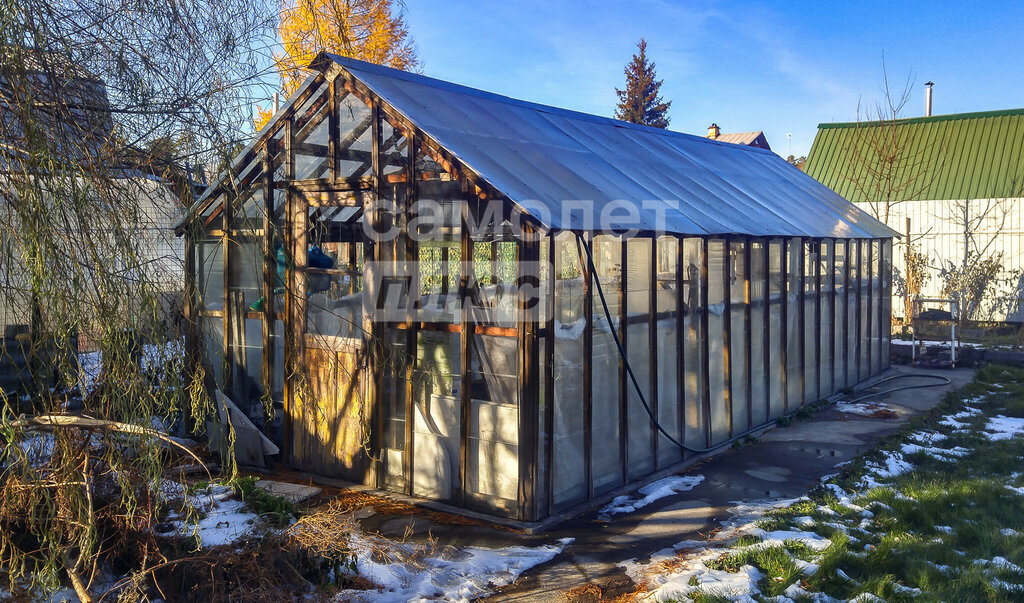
<box><xmin>402</xmin><ymin>0</ymin><xmax>1024</xmax><ymax>158</ymax></box>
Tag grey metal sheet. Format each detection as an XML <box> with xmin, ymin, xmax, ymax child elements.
<box><xmin>330</xmin><ymin>55</ymin><xmax>896</xmax><ymax>239</ymax></box>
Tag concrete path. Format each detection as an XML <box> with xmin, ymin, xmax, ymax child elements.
<box><xmin>365</xmin><ymin>365</ymin><xmax>975</xmax><ymax>602</ymax></box>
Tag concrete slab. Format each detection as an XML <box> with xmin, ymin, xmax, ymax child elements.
<box><xmin>474</xmin><ymin>365</ymin><xmax>974</xmax><ymax>602</ymax></box>
<box><xmin>253</xmin><ymin>480</ymin><xmax>322</xmax><ymax>504</ymax></box>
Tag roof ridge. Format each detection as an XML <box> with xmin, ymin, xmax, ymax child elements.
<box><xmin>817</xmin><ymin>107</ymin><xmax>1024</xmax><ymax>129</ymax></box>
<box><xmin>323</xmin><ymin>53</ymin><xmax>778</xmax><ymax>156</ymax></box>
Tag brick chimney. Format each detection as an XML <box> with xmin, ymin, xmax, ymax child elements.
<box><xmin>707</xmin><ymin>123</ymin><xmax>721</xmax><ymax>139</ymax></box>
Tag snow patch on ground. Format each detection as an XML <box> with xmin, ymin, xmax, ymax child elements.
<box><xmin>834</xmin><ymin>401</ymin><xmax>893</xmax><ymax>417</ymax></box>
<box><xmin>985</xmin><ymin>415</ymin><xmax>1024</xmax><ymax>440</ymax></box>
<box><xmin>599</xmin><ymin>475</ymin><xmax>705</xmax><ymax>520</ymax></box>
<box><xmin>334</xmin><ymin>535</ymin><xmax>572</xmax><ymax>602</ymax></box>
<box><xmin>168</xmin><ymin>485</ymin><xmax>262</xmax><ymax>548</ymax></box>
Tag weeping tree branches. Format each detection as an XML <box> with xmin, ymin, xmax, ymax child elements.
<box><xmin>1</xmin><ymin>0</ymin><xmax>275</xmax><ymax>597</ymax></box>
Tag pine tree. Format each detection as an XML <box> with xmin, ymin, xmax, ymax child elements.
<box><xmin>614</xmin><ymin>39</ymin><xmax>671</xmax><ymax>128</ymax></box>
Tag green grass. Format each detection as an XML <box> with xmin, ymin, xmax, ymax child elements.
<box><xmin>668</xmin><ymin>364</ymin><xmax>1024</xmax><ymax>602</ymax></box>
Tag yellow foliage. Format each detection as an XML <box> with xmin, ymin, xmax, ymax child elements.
<box><xmin>274</xmin><ymin>0</ymin><xmax>418</xmax><ymax>96</ymax></box>
<box><xmin>254</xmin><ymin>104</ymin><xmax>275</xmax><ymax>132</ymax></box>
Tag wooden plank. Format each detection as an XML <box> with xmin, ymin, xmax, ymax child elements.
<box><xmin>814</xmin><ymin>240</ymin><xmax>822</xmax><ymax>400</ymax></box>
<box><xmin>828</xmin><ymin>240</ymin><xmax>836</xmax><ymax>393</ymax></box>
<box><xmin>282</xmin><ymin>116</ymin><xmax>296</xmax><ymax>466</ymax></box>
<box><xmin>649</xmin><ymin>236</ymin><xmax>659</xmax><ymax>467</ymax></box>
<box><xmin>842</xmin><ymin>240</ymin><xmax>851</xmax><ymax>388</ymax></box>
<box><xmin>700</xmin><ymin>237</ymin><xmax>712</xmax><ymax>448</ymax></box>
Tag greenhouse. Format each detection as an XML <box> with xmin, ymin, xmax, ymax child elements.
<box><xmin>177</xmin><ymin>54</ymin><xmax>897</xmax><ymax>524</ymax></box>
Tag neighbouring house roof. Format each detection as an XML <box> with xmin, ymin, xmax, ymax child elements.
<box><xmin>804</xmin><ymin>108</ymin><xmax>1024</xmax><ymax>204</ymax></box>
<box><xmin>187</xmin><ymin>55</ymin><xmax>896</xmax><ymax>239</ymax></box>
<box><xmin>712</xmin><ymin>131</ymin><xmax>772</xmax><ymax>150</ymax></box>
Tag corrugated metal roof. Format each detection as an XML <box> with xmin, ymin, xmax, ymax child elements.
<box><xmin>326</xmin><ymin>54</ymin><xmax>894</xmax><ymax>239</ymax></box>
<box><xmin>804</xmin><ymin>109</ymin><xmax>1024</xmax><ymax>204</ymax></box>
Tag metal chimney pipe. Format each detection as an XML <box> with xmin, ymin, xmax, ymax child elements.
<box><xmin>924</xmin><ymin>81</ymin><xmax>934</xmax><ymax>117</ymax></box>
<box><xmin>273</xmin><ymin>92</ymin><xmax>281</xmax><ymax>114</ymax></box>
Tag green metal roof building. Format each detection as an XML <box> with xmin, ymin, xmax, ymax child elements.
<box><xmin>804</xmin><ymin>109</ymin><xmax>1024</xmax><ymax>322</ymax></box>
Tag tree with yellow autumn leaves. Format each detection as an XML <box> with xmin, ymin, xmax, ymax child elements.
<box><xmin>257</xmin><ymin>0</ymin><xmax>419</xmax><ymax>129</ymax></box>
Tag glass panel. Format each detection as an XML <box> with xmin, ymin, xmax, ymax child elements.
<box><xmin>682</xmin><ymin>238</ymin><xmax>705</xmax><ymax>444</ymax></box>
<box><xmin>380</xmin><ymin>115</ymin><xmax>408</xmax><ymax>177</ymax></box>
<box><xmin>786</xmin><ymin>239</ymin><xmax>802</xmax><ymax>408</ymax></box>
<box><xmin>552</xmin><ymin>232</ymin><xmax>586</xmax><ymax>507</ymax></box>
<box><xmin>306</xmin><ymin>206</ymin><xmax>365</xmax><ymax>340</ymax></box>
<box><xmin>197</xmin><ymin>239</ymin><xmax>223</xmax><ymax>310</ymax></box>
<box><xmin>847</xmin><ymin>241</ymin><xmax>858</xmax><ymax>385</ymax></box>
<box><xmin>819</xmin><ymin>241</ymin><xmax>834</xmax><ymax>396</ymax></box>
<box><xmin>768</xmin><ymin>239</ymin><xmax>785</xmax><ymax>419</ymax></box>
<box><xmin>592</xmin><ymin>234</ymin><xmax>623</xmax><ymax>493</ymax></box>
<box><xmin>656</xmin><ymin>236</ymin><xmax>681</xmax><ymax>466</ymax></box>
<box><xmin>626</xmin><ymin>237</ymin><xmax>654</xmax><ymax>479</ymax></box>
<box><xmin>750</xmin><ymin>240</ymin><xmax>768</xmax><ymax>424</ymax></box>
<box><xmin>202</xmin><ymin>316</ymin><xmax>225</xmax><ymax>385</ymax></box>
<box><xmin>293</xmin><ymin>86</ymin><xmax>331</xmax><ymax>180</ymax></box>
<box><xmin>881</xmin><ymin>240</ymin><xmax>892</xmax><ymax>369</ymax></box>
<box><xmin>730</xmin><ymin>240</ymin><xmax>749</xmax><ymax>434</ymax></box>
<box><xmin>834</xmin><ymin>240</ymin><xmax>847</xmax><ymax>389</ymax></box>
<box><xmin>412</xmin><ymin>330</ymin><xmax>459</xmax><ymax>502</ymax></box>
<box><xmin>804</xmin><ymin>241</ymin><xmax>818</xmax><ymax>403</ymax></box>
<box><xmin>860</xmin><ymin>240</ymin><xmax>870</xmax><ymax>379</ymax></box>
<box><xmin>336</xmin><ymin>91</ymin><xmax>373</xmax><ymax>179</ymax></box>
<box><xmin>707</xmin><ymin>239</ymin><xmax>729</xmax><ymax>444</ymax></box>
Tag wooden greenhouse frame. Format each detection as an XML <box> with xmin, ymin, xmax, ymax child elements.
<box><xmin>177</xmin><ymin>55</ymin><xmax>896</xmax><ymax>525</ymax></box>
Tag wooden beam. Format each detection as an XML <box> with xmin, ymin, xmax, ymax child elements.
<box><xmin>842</xmin><ymin>240</ymin><xmax>851</xmax><ymax>388</ymax></box>
<box><xmin>866</xmin><ymin>239</ymin><xmax>874</xmax><ymax>375</ymax></box>
<box><xmin>855</xmin><ymin>240</ymin><xmax>863</xmax><ymax>383</ymax></box>
<box><xmin>798</xmin><ymin>239</ymin><xmax>806</xmax><ymax>407</ymax></box>
<box><xmin>814</xmin><ymin>240</ymin><xmax>822</xmax><ymax>400</ymax></box>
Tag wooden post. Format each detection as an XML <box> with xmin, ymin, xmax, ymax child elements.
<box><xmin>828</xmin><ymin>240</ymin><xmax>836</xmax><ymax>393</ymax></box>
<box><xmin>842</xmin><ymin>240</ymin><xmax>851</xmax><ymax>388</ymax></box>
<box><xmin>866</xmin><ymin>240</ymin><xmax>874</xmax><ymax>375</ymax></box>
<box><xmin>458</xmin><ymin>199</ymin><xmax>472</xmax><ymax>505</ymax></box>
<box><xmin>855</xmin><ymin>240</ymin><xmax>863</xmax><ymax>383</ymax></box>
<box><xmin>329</xmin><ymin>78</ymin><xmax>338</xmax><ymax>182</ymax></box>
<box><xmin>517</xmin><ymin>223</ymin><xmax>540</xmax><ymax>521</ymax></box>
<box><xmin>403</xmin><ymin>132</ymin><xmax>417</xmax><ymax>496</ymax></box>
<box><xmin>222</xmin><ymin>193</ymin><xmax>232</xmax><ymax>395</ymax></box>
<box><xmin>261</xmin><ymin>150</ymin><xmax>276</xmax><ymax>443</ymax></box>
<box><xmin>368</xmin><ymin>100</ymin><xmax>383</xmax><ymax>486</ymax></box>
